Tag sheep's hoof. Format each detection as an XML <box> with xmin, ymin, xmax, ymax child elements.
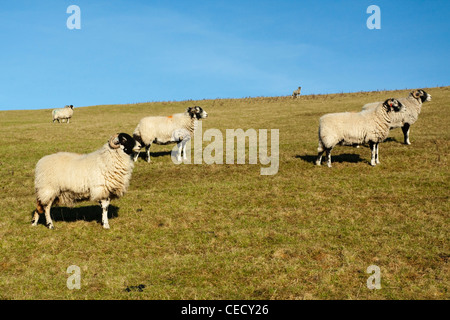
<box><xmin>103</xmin><ymin>223</ymin><xmax>110</xmax><ymax>229</ymax></box>
<box><xmin>46</xmin><ymin>223</ymin><xmax>54</xmax><ymax>229</ymax></box>
<box><xmin>315</xmin><ymin>161</ymin><xmax>321</xmax><ymax>166</ymax></box>
<box><xmin>327</xmin><ymin>163</ymin><xmax>332</xmax><ymax>168</ymax></box>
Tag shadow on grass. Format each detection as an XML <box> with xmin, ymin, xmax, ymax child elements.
<box><xmin>296</xmin><ymin>153</ymin><xmax>365</xmax><ymax>165</ymax></box>
<box><xmin>30</xmin><ymin>205</ymin><xmax>119</xmax><ymax>226</ymax></box>
<box><xmin>136</xmin><ymin>150</ymin><xmax>172</xmax><ymax>161</ymax></box>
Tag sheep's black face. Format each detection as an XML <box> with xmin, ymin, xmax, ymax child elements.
<box><xmin>188</xmin><ymin>106</ymin><xmax>208</xmax><ymax>119</ymax></box>
<box><xmin>418</xmin><ymin>90</ymin><xmax>432</xmax><ymax>103</ymax></box>
<box><xmin>383</xmin><ymin>99</ymin><xmax>402</xmax><ymax>112</ymax></box>
<box><xmin>118</xmin><ymin>133</ymin><xmax>141</xmax><ymax>155</ymax></box>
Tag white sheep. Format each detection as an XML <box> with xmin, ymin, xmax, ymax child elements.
<box><xmin>362</xmin><ymin>89</ymin><xmax>431</xmax><ymax>145</ymax></box>
<box><xmin>132</xmin><ymin>106</ymin><xmax>208</xmax><ymax>163</ymax></box>
<box><xmin>52</xmin><ymin>105</ymin><xmax>74</xmax><ymax>123</ymax></box>
<box><xmin>316</xmin><ymin>98</ymin><xmax>403</xmax><ymax>167</ymax></box>
<box><xmin>32</xmin><ymin>133</ymin><xmax>141</xmax><ymax>229</ymax></box>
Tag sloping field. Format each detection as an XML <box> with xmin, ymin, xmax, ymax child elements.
<box><xmin>0</xmin><ymin>87</ymin><xmax>448</xmax><ymax>299</ymax></box>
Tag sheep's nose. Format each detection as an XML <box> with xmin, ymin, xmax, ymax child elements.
<box><xmin>133</xmin><ymin>144</ymin><xmax>141</xmax><ymax>152</ymax></box>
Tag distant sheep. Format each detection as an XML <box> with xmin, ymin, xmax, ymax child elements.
<box><xmin>132</xmin><ymin>106</ymin><xmax>208</xmax><ymax>163</ymax></box>
<box><xmin>52</xmin><ymin>105</ymin><xmax>74</xmax><ymax>123</ymax></box>
<box><xmin>32</xmin><ymin>133</ymin><xmax>141</xmax><ymax>229</ymax></box>
<box><xmin>362</xmin><ymin>89</ymin><xmax>431</xmax><ymax>145</ymax></box>
<box><xmin>292</xmin><ymin>87</ymin><xmax>302</xmax><ymax>98</ymax></box>
<box><xmin>316</xmin><ymin>98</ymin><xmax>403</xmax><ymax>167</ymax></box>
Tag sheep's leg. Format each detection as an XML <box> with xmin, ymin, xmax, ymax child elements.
<box><xmin>402</xmin><ymin>123</ymin><xmax>411</xmax><ymax>145</ymax></box>
<box><xmin>316</xmin><ymin>150</ymin><xmax>324</xmax><ymax>166</ymax></box>
<box><xmin>326</xmin><ymin>148</ymin><xmax>332</xmax><ymax>168</ymax></box>
<box><xmin>369</xmin><ymin>142</ymin><xmax>377</xmax><ymax>166</ymax></box>
<box><xmin>100</xmin><ymin>199</ymin><xmax>110</xmax><ymax>229</ymax></box>
<box><xmin>43</xmin><ymin>200</ymin><xmax>54</xmax><ymax>229</ymax></box>
<box><xmin>182</xmin><ymin>140</ymin><xmax>187</xmax><ymax>160</ymax></box>
<box><xmin>31</xmin><ymin>211</ymin><xmax>40</xmax><ymax>226</ymax></box>
<box><xmin>31</xmin><ymin>200</ymin><xmax>44</xmax><ymax>226</ymax></box>
<box><xmin>316</xmin><ymin>140</ymin><xmax>325</xmax><ymax>166</ymax></box>
<box><xmin>145</xmin><ymin>144</ymin><xmax>151</xmax><ymax>163</ymax></box>
<box><xmin>176</xmin><ymin>142</ymin><xmax>183</xmax><ymax>162</ymax></box>
<box><xmin>182</xmin><ymin>137</ymin><xmax>190</xmax><ymax>160</ymax></box>
<box><xmin>375</xmin><ymin>143</ymin><xmax>380</xmax><ymax>164</ymax></box>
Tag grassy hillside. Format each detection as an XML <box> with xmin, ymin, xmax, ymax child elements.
<box><xmin>0</xmin><ymin>87</ymin><xmax>448</xmax><ymax>299</ymax></box>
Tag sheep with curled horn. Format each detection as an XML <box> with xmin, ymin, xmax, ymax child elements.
<box><xmin>132</xmin><ymin>106</ymin><xmax>208</xmax><ymax>163</ymax></box>
<box><xmin>316</xmin><ymin>98</ymin><xmax>404</xmax><ymax>167</ymax></box>
<box><xmin>361</xmin><ymin>89</ymin><xmax>431</xmax><ymax>145</ymax></box>
<box><xmin>32</xmin><ymin>133</ymin><xmax>141</xmax><ymax>229</ymax></box>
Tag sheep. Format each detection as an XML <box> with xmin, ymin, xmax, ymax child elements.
<box><xmin>316</xmin><ymin>98</ymin><xmax>403</xmax><ymax>167</ymax></box>
<box><xmin>52</xmin><ymin>105</ymin><xmax>74</xmax><ymax>123</ymax></box>
<box><xmin>132</xmin><ymin>106</ymin><xmax>208</xmax><ymax>163</ymax></box>
<box><xmin>31</xmin><ymin>133</ymin><xmax>141</xmax><ymax>229</ymax></box>
<box><xmin>362</xmin><ymin>89</ymin><xmax>431</xmax><ymax>145</ymax></box>
<box><xmin>292</xmin><ymin>87</ymin><xmax>302</xmax><ymax>98</ymax></box>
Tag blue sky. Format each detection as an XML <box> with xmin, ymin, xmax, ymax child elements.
<box><xmin>0</xmin><ymin>0</ymin><xmax>449</xmax><ymax>110</ymax></box>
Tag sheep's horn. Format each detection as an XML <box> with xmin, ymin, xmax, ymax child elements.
<box><xmin>412</xmin><ymin>90</ymin><xmax>421</xmax><ymax>99</ymax></box>
<box><xmin>108</xmin><ymin>134</ymin><xmax>120</xmax><ymax>149</ymax></box>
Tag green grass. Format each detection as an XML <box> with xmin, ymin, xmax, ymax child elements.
<box><xmin>0</xmin><ymin>87</ymin><xmax>448</xmax><ymax>299</ymax></box>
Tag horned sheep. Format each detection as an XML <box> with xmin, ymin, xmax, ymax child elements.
<box><xmin>32</xmin><ymin>133</ymin><xmax>141</xmax><ymax>229</ymax></box>
<box><xmin>316</xmin><ymin>98</ymin><xmax>403</xmax><ymax>167</ymax></box>
<box><xmin>132</xmin><ymin>106</ymin><xmax>208</xmax><ymax>163</ymax></box>
<box><xmin>361</xmin><ymin>89</ymin><xmax>431</xmax><ymax>145</ymax></box>
<box><xmin>52</xmin><ymin>105</ymin><xmax>74</xmax><ymax>123</ymax></box>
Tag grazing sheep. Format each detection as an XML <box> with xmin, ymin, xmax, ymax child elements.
<box><xmin>132</xmin><ymin>106</ymin><xmax>208</xmax><ymax>163</ymax></box>
<box><xmin>52</xmin><ymin>105</ymin><xmax>74</xmax><ymax>123</ymax></box>
<box><xmin>362</xmin><ymin>89</ymin><xmax>431</xmax><ymax>145</ymax></box>
<box><xmin>292</xmin><ymin>87</ymin><xmax>302</xmax><ymax>98</ymax></box>
<box><xmin>32</xmin><ymin>133</ymin><xmax>141</xmax><ymax>229</ymax></box>
<box><xmin>316</xmin><ymin>98</ymin><xmax>403</xmax><ymax>167</ymax></box>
